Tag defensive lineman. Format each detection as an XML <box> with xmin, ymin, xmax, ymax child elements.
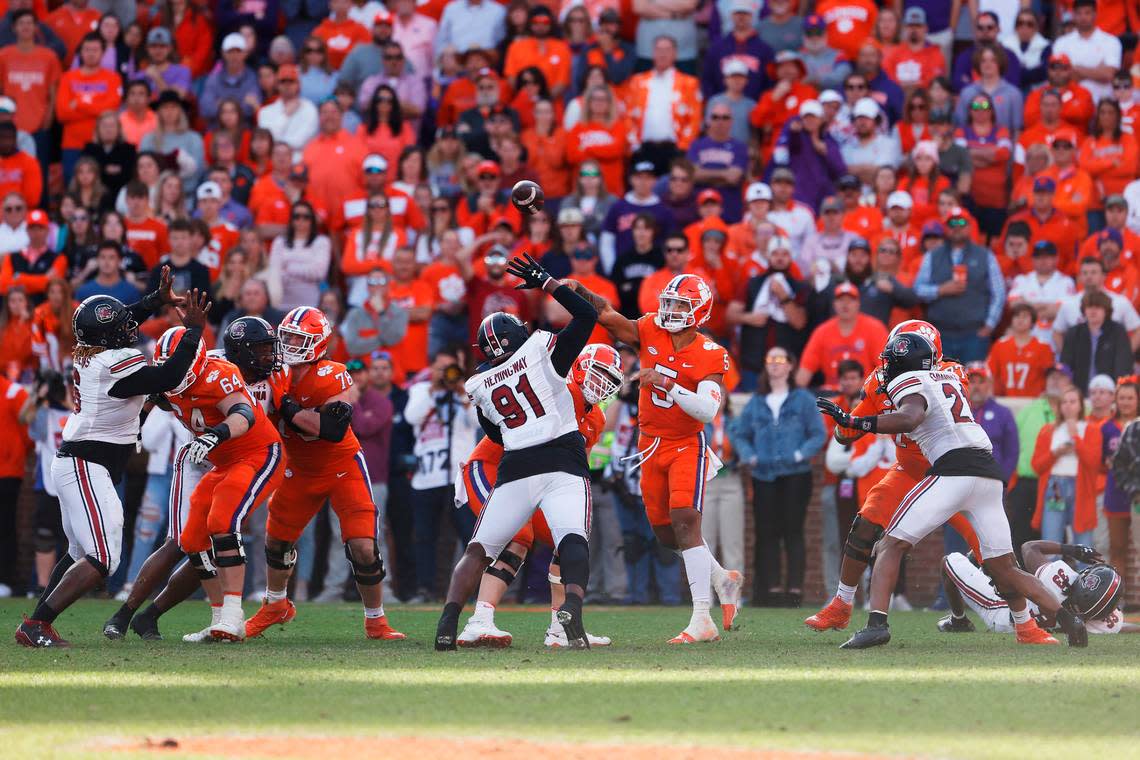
<box><xmin>818</xmin><ymin>332</ymin><xmax>1089</xmax><ymax>648</ymax></box>
<box><xmin>15</xmin><ymin>275</ymin><xmax>209</xmax><ymax>647</ymax></box>
<box><xmin>435</xmin><ymin>254</ymin><xmax>599</xmax><ymax>650</ymax></box>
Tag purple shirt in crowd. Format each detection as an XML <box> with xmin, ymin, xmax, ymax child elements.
<box><xmin>975</xmin><ymin>397</ymin><xmax>1019</xmax><ymax>481</ymax></box>
<box><xmin>686</xmin><ymin>136</ymin><xmax>749</xmax><ymax>223</ymax></box>
<box><xmin>351</xmin><ymin>386</ymin><xmax>394</xmax><ymax>485</ymax></box>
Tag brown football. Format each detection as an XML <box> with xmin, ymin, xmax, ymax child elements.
<box><xmin>511</xmin><ymin>180</ymin><xmax>544</xmax><ymax>215</ymax></box>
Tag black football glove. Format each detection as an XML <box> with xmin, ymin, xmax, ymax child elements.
<box><xmin>277</xmin><ymin>394</ymin><xmax>303</xmax><ymax>425</ymax></box>
<box><xmin>1061</xmin><ymin>544</ymin><xmax>1102</xmax><ymax>564</ymax></box>
<box><xmin>816</xmin><ymin>396</ymin><xmax>877</xmax><ymax>433</ymax></box>
<box><xmin>505</xmin><ymin>252</ymin><xmax>554</xmax><ymax>291</ymax></box>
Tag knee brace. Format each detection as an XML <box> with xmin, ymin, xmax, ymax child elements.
<box><xmin>843</xmin><ymin>515</ymin><xmax>884</xmax><ymax>564</ymax></box>
<box><xmin>486</xmin><ymin>547</ymin><xmax>524</xmax><ymax>586</ymax></box>
<box><xmin>556</xmin><ymin>534</ymin><xmax>590</xmax><ymax>590</ymax></box>
<box><xmin>265</xmin><ymin>541</ymin><xmax>298</xmax><ymax>570</ymax></box>
<box><xmin>84</xmin><ymin>553</ymin><xmax>109</xmax><ymax>578</ymax></box>
<box><xmin>187</xmin><ymin>550</ymin><xmax>218</xmax><ymax>580</ymax></box>
<box><xmin>344</xmin><ymin>541</ymin><xmax>386</xmax><ymax>586</ymax></box>
<box><xmin>210</xmin><ymin>533</ymin><xmax>246</xmax><ymax>568</ymax></box>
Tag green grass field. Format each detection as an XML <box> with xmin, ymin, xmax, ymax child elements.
<box><xmin>2</xmin><ymin>600</ymin><xmax>1138</xmax><ymax>759</ymax></box>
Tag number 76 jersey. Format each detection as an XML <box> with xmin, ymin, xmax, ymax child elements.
<box><xmin>886</xmin><ymin>369</ymin><xmax>992</xmax><ymax>466</ymax></box>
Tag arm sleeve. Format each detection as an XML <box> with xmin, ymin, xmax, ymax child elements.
<box><xmin>476</xmin><ymin>407</ymin><xmax>503</xmax><ymax>444</ymax></box>
<box><xmin>108</xmin><ymin>328</ymin><xmax>202</xmax><ymax>398</ymax></box>
<box><xmin>665</xmin><ymin>379</ymin><xmax>721</xmax><ymax>425</ymax></box>
<box><xmin>549</xmin><ymin>284</ymin><xmax>599</xmax><ymax>376</ymax></box>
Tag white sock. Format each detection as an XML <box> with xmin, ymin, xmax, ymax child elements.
<box><xmin>836</xmin><ymin>583</ymin><xmax>857</xmax><ymax>604</ymax></box>
<box><xmin>209</xmin><ymin>604</ymin><xmax>222</xmax><ymax>625</ymax></box>
<box><xmin>682</xmin><ymin>546</ymin><xmax>713</xmax><ymax>609</ymax></box>
<box><xmin>364</xmin><ymin>606</ymin><xmax>385</xmax><ymax>619</ymax></box>
<box><xmin>705</xmin><ymin>542</ymin><xmax>727</xmax><ymax>582</ymax></box>
<box><xmin>1011</xmin><ymin>606</ymin><xmax>1030</xmax><ymax>625</ymax></box>
<box><xmin>222</xmin><ymin>594</ymin><xmax>242</xmax><ymax>616</ymax></box>
<box><xmin>472</xmin><ymin>601</ymin><xmax>495</xmax><ymax>622</ymax></box>
<box><xmin>265</xmin><ymin>587</ymin><xmax>287</xmax><ymax>604</ymax></box>
<box><xmin>550</xmin><ymin>608</ymin><xmax>560</xmax><ymax>627</ymax></box>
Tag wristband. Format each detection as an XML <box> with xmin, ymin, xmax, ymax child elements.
<box><xmin>207</xmin><ymin>423</ymin><xmax>232</xmax><ymax>442</ymax></box>
<box><xmin>849</xmin><ymin>415</ymin><xmax>877</xmax><ymax>434</ymax></box>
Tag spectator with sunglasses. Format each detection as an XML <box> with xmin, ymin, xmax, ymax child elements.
<box><xmin>950</xmin><ymin>11</ymin><xmax>1021</xmax><ymax>93</ymax></box>
<box><xmin>1002</xmin><ymin>9</ymin><xmax>1050</xmax><ymax>89</ymax></box>
<box><xmin>298</xmin><ymin>37</ymin><xmax>336</xmax><ymax>104</ymax></box>
<box><xmin>1024</xmin><ymin>53</ymin><xmax>1094</xmax><ymax>133</ymax></box>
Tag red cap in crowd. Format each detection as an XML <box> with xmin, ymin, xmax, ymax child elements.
<box><xmin>834</xmin><ymin>282</ymin><xmax>860</xmax><ymax>299</ymax></box>
<box><xmin>26</xmin><ymin>209</ymin><xmax>48</xmax><ymax>227</ymax></box>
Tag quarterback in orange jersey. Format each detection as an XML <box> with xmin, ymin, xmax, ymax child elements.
<box><xmin>245</xmin><ymin>306</ymin><xmax>404</xmax><ymax>642</ymax></box>
<box><xmin>456</xmin><ymin>344</ymin><xmax>622</xmax><ymax>649</ymax></box>
<box><xmin>805</xmin><ymin>320</ymin><xmax>1057</xmax><ymax>645</ymax></box>
<box><xmin>154</xmin><ymin>326</ymin><xmax>285</xmax><ymax>642</ymax></box>
<box><xmin>567</xmin><ymin>274</ymin><xmax>744</xmax><ymax>644</ymax></box>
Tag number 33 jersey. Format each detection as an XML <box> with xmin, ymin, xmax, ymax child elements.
<box><xmin>636</xmin><ymin>315</ymin><xmax>729</xmax><ymax>440</ymax></box>
<box><xmin>886</xmin><ymin>369</ymin><xmax>992</xmax><ymax>466</ymax></box>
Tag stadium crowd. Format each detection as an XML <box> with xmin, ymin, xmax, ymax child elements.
<box><xmin>1</xmin><ymin>0</ymin><xmax>1140</xmax><ymax>610</ymax></box>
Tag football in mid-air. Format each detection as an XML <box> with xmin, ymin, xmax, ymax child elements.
<box><xmin>511</xmin><ymin>180</ymin><xmax>544</xmax><ymax>215</ymax></box>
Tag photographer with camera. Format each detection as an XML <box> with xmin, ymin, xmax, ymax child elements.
<box><xmin>403</xmin><ymin>347</ymin><xmax>479</xmax><ymax>602</ymax></box>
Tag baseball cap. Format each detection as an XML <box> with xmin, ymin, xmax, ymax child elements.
<box><xmin>1032</xmin><ymin>240</ymin><xmax>1058</xmax><ymax>257</ymax></box>
<box><xmin>821</xmin><ymin>196</ymin><xmax>843</xmax><ymax>213</ymax></box>
<box><xmin>834</xmin><ymin>282</ymin><xmax>860</xmax><ymax>299</ymax></box>
<box><xmin>0</xmin><ymin>97</ymin><xmax>16</xmax><ymax>114</ymax></box>
<box><xmin>1052</xmin><ymin>127</ymin><xmax>1079</xmax><ymax>146</ymax></box>
<box><xmin>697</xmin><ymin>188</ymin><xmax>723</xmax><ymax>205</ymax></box>
<box><xmin>484</xmin><ymin>244</ymin><xmax>510</xmax><ymax>264</ymax></box>
<box><xmin>768</xmin><ymin>235</ymin><xmax>792</xmax><ymax>254</ymax></box>
<box><xmin>476</xmin><ymin>159</ymin><xmax>501</xmax><ymax>177</ymax></box>
<box><xmin>222</xmin><ymin>33</ymin><xmax>246</xmax><ymax>52</ymax></box>
<box><xmin>26</xmin><ymin>209</ymin><xmax>48</xmax><ymax>227</ymax></box>
<box><xmin>1098</xmin><ymin>227</ymin><xmax>1124</xmax><ymax>248</ymax></box>
<box><xmin>146</xmin><ymin>27</ymin><xmax>173</xmax><ymax>46</ymax></box>
<box><xmin>1106</xmin><ymin>194</ymin><xmax>1128</xmax><ymax>209</ymax></box>
<box><xmin>490</xmin><ymin>213</ymin><xmax>516</xmax><ymax>231</ymax></box>
<box><xmin>632</xmin><ymin>160</ymin><xmax>656</xmax><ymax>175</ymax></box>
<box><xmin>818</xmin><ymin>89</ymin><xmax>842</xmax><ymax>105</ymax></box>
<box><xmin>572</xmin><ymin>248</ymin><xmax>598</xmax><ymax>260</ymax></box>
<box><xmin>771</xmin><ymin>167</ymin><xmax>795</xmax><ymax>184</ymax></box>
<box><xmin>723</xmin><ymin>59</ymin><xmax>749</xmax><ymax>78</ymax></box>
<box><xmin>289</xmin><ymin>163</ymin><xmax>309</xmax><ymax>181</ymax></box>
<box><xmin>196</xmin><ymin>181</ymin><xmax>222</xmax><ymax>200</ymax></box>
<box><xmin>848</xmin><ymin>237</ymin><xmax>870</xmax><ymax>252</ymax></box>
<box><xmin>799</xmin><ymin>99</ymin><xmax>823</xmax><ymax>118</ymax></box>
<box><xmin>363</xmin><ymin>154</ymin><xmax>389</xmax><ymax>174</ymax></box>
<box><xmin>903</xmin><ymin>7</ymin><xmax>926</xmax><ymax>25</ymax></box>
<box><xmin>852</xmin><ymin>97</ymin><xmax>879</xmax><ymax>120</ymax></box>
<box><xmin>887</xmin><ymin>190</ymin><xmax>913</xmax><ymax>210</ymax></box>
<box><xmin>912</xmin><ymin>140</ymin><xmax>939</xmax><ymax>162</ymax></box>
<box><xmin>804</xmin><ymin>14</ymin><xmax>825</xmax><ymax>32</ymax></box>
<box><xmin>1089</xmin><ymin>374</ymin><xmax>1116</xmax><ymax>392</ymax></box>
<box><xmin>1033</xmin><ymin>176</ymin><xmax>1057</xmax><ymax>193</ymax></box>
<box><xmin>921</xmin><ymin>220</ymin><xmax>946</xmax><ymax>238</ymax></box>
<box><xmin>1047</xmin><ymin>362</ymin><xmax>1074</xmax><ymax>380</ymax></box>
<box><xmin>701</xmin><ymin>228</ymin><xmax>728</xmax><ymax>243</ymax></box>
<box><xmin>277</xmin><ymin>64</ymin><xmax>299</xmax><ymax>83</ymax></box>
<box><xmin>730</xmin><ymin>0</ymin><xmax>755</xmax><ymax>15</ymax></box>
<box><xmin>373</xmin><ymin>7</ymin><xmax>393</xmax><ymax>25</ymax></box>
<box><xmin>837</xmin><ymin>174</ymin><xmax>861</xmax><ymax>190</ymax></box>
<box><xmin>557</xmin><ymin>206</ymin><xmax>584</xmax><ymax>226</ymax></box>
<box><xmin>745</xmin><ymin>182</ymin><xmax>772</xmax><ymax>202</ymax></box>
<box><xmin>1048</xmin><ymin>52</ymin><xmax>1072</xmax><ymax>66</ymax></box>
<box><xmin>965</xmin><ymin>361</ymin><xmax>990</xmax><ymax>379</ymax></box>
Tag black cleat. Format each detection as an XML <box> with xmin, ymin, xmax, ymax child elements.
<box><xmin>555</xmin><ymin>607</ymin><xmax>590</xmax><ymax>650</ymax></box>
<box><xmin>1056</xmin><ymin>608</ymin><xmax>1088</xmax><ymax>648</ymax></box>
<box><xmin>103</xmin><ymin>612</ymin><xmax>132</xmax><ymax>640</ymax></box>
<box><xmin>15</xmin><ymin>616</ymin><xmax>70</xmax><ymax>648</ymax></box>
<box><xmin>937</xmin><ymin>614</ymin><xmax>976</xmax><ymax>633</ymax></box>
<box><xmin>130</xmin><ymin>611</ymin><xmax>162</xmax><ymax>641</ymax></box>
<box><xmin>435</xmin><ymin>615</ymin><xmax>458</xmax><ymax>651</ymax></box>
<box><xmin>840</xmin><ymin>623</ymin><xmax>891</xmax><ymax>649</ymax></box>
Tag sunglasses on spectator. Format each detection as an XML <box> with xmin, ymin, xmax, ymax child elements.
<box><xmin>579</xmin><ymin>167</ymin><xmax>600</xmax><ymax>177</ymax></box>
<box><xmin>384</xmin><ymin>54</ymin><xmax>403</xmax><ymax>61</ymax></box>
<box><xmin>72</xmin><ymin>214</ymin><xmax>89</xmax><ymax>222</ymax></box>
<box><xmin>969</xmin><ymin>100</ymin><xmax>992</xmax><ymax>111</ymax></box>
<box><xmin>305</xmin><ymin>47</ymin><xmax>323</xmax><ymax>54</ymax></box>
<box><xmin>293</xmin><ymin>212</ymin><xmax>313</xmax><ymax>220</ymax></box>
<box><xmin>947</xmin><ymin>217</ymin><xmax>969</xmax><ymax>227</ymax></box>
<box><xmin>368</xmin><ymin>201</ymin><xmax>388</xmax><ymax>209</ymax></box>
<box><xmin>1016</xmin><ymin>18</ymin><xmax>1036</xmax><ymax>27</ymax></box>
<box><xmin>1114</xmin><ymin>82</ymin><xmax>1131</xmax><ymax>89</ymax></box>
<box><xmin>976</xmin><ymin>23</ymin><xmax>996</xmax><ymax>32</ymax></box>
<box><xmin>710</xmin><ymin>113</ymin><xmax>732</xmax><ymax>120</ymax></box>
<box><xmin>431</xmin><ymin>204</ymin><xmax>450</xmax><ymax>212</ymax></box>
<box><xmin>909</xmin><ymin>102</ymin><xmax>928</xmax><ymax>111</ymax></box>
<box><xmin>478</xmin><ymin>173</ymin><xmax>497</xmax><ymax>181</ymax></box>
<box><xmin>1053</xmin><ymin>141</ymin><xmax>1074</xmax><ymax>149</ymax></box>
<box><xmin>766</xmin><ymin>355</ymin><xmax>790</xmax><ymax>365</ymax></box>
<box><xmin>4</xmin><ymin>205</ymin><xmax>24</xmax><ymax>212</ymax></box>
<box><xmin>377</xmin><ymin>96</ymin><xmax>394</xmax><ymax>103</ymax></box>
<box><xmin>665</xmin><ymin>245</ymin><xmax>687</xmax><ymax>253</ymax></box>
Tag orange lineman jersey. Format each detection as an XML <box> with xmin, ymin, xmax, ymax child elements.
<box><xmin>467</xmin><ymin>382</ymin><xmax>605</xmax><ymax>468</ymax></box>
<box><xmin>270</xmin><ymin>358</ymin><xmax>360</xmax><ymax>471</ymax></box>
<box><xmin>167</xmin><ymin>356</ymin><xmax>282</xmax><ymax>468</ymax></box>
<box><xmin>636</xmin><ymin>314</ymin><xmax>730</xmax><ymax>441</ymax></box>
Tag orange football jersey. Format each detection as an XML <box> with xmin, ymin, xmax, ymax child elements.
<box><xmin>636</xmin><ymin>315</ymin><xmax>730</xmax><ymax>440</ymax></box>
<box><xmin>987</xmin><ymin>336</ymin><xmax>1053</xmax><ymax>397</ymax></box>
<box><xmin>272</xmin><ymin>358</ymin><xmax>360</xmax><ymax>470</ymax></box>
<box><xmin>468</xmin><ymin>382</ymin><xmax>605</xmax><ymax>468</ymax></box>
<box><xmin>167</xmin><ymin>357</ymin><xmax>281</xmax><ymax>467</ymax></box>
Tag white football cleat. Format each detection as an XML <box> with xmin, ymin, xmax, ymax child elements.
<box><xmin>544</xmin><ymin>624</ymin><xmax>612</xmax><ymax>648</ymax></box>
<box><xmin>713</xmin><ymin>569</ymin><xmax>744</xmax><ymax>630</ymax></box>
<box><xmin>182</xmin><ymin>626</ymin><xmax>214</xmax><ymax>643</ymax></box>
<box><xmin>210</xmin><ymin>606</ymin><xmax>245</xmax><ymax>643</ymax></box>
<box><xmin>457</xmin><ymin>617</ymin><xmax>513</xmax><ymax>648</ymax></box>
<box><xmin>668</xmin><ymin>614</ymin><xmax>720</xmax><ymax>644</ymax></box>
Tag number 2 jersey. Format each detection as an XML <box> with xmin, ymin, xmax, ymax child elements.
<box><xmin>886</xmin><ymin>368</ymin><xmax>1004</xmax><ymax>480</ymax></box>
<box><xmin>636</xmin><ymin>314</ymin><xmax>730</xmax><ymax>441</ymax></box>
<box><xmin>1033</xmin><ymin>560</ymin><xmax>1123</xmax><ymax>634</ymax></box>
<box><xmin>166</xmin><ymin>356</ymin><xmax>281</xmax><ymax>468</ymax></box>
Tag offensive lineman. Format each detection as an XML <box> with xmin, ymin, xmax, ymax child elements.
<box><xmin>818</xmin><ymin>332</ymin><xmax>1089</xmax><ymax>648</ymax></box>
<box><xmin>566</xmin><ymin>274</ymin><xmax>743</xmax><ymax>643</ymax></box>
<box><xmin>15</xmin><ymin>275</ymin><xmax>208</xmax><ymax>648</ymax></box>
<box><xmin>435</xmin><ymin>254</ymin><xmax>600</xmax><ymax>651</ymax></box>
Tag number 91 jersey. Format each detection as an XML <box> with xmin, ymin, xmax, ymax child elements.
<box><xmin>886</xmin><ymin>369</ymin><xmax>992</xmax><ymax>465</ymax></box>
<box><xmin>465</xmin><ymin>329</ymin><xmax>578</xmax><ymax>451</ymax></box>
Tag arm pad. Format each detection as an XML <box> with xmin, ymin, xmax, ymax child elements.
<box><xmin>225</xmin><ymin>402</ymin><xmax>256</xmax><ymax>429</ymax></box>
<box><xmin>666</xmin><ymin>379</ymin><xmax>721</xmax><ymax>424</ymax></box>
<box><xmin>318</xmin><ymin>401</ymin><xmax>354</xmax><ymax>442</ymax></box>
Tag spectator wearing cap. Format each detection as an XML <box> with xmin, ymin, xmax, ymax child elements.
<box><xmin>455</xmin><ymin>241</ymin><xmax>531</xmax><ymax>339</ymax></box>
<box><xmin>131</xmin><ymin>26</ymin><xmax>192</xmax><ymax>101</ymax></box>
<box><xmin>0</xmin><ymin>122</ymin><xmax>39</xmax><ymax>210</ymax></box>
<box><xmin>688</xmin><ymin>102</ymin><xmax>748</xmax><ymax>223</ymax></box>
<box><xmin>435</xmin><ymin>0</ymin><xmax>507</xmax><ymax>62</ymax></box>
<box><xmin>1024</xmin><ymin>54</ymin><xmax>1095</xmax><ymax>133</ymax></box>
<box><xmin>0</xmin><ymin>209</ymin><xmax>64</xmax><ymax>299</ymax></box>
<box><xmin>1003</xmin><ymin>176</ymin><xmax>1080</xmax><ymax>273</ymax></box>
<box><xmin>625</xmin><ymin>35</ymin><xmax>702</xmax><ymax>171</ymax></box>
<box><xmin>540</xmin><ymin>205</ymin><xmax>590</xmax><ymax>279</ymax></box>
<box><xmin>882</xmin><ymin>8</ymin><xmax>946</xmax><ymax>92</ymax></box>
<box><xmin>814</xmin><ymin>0</ymin><xmax>877</xmax><ymax>62</ymax></box>
<box><xmin>359</xmin><ymin>42</ymin><xmax>428</xmax><ymax>130</ymax></box>
<box><xmin>750</xmin><ymin>50</ymin><xmax>817</xmax><ymax>164</ymax></box>
<box><xmin>988</xmin><ymin>302</ymin><xmax>1056</xmax><ymax>398</ymax></box>
<box><xmin>0</xmin><ymin>9</ymin><xmax>60</xmax><ymax>163</ymax></box>
<box><xmin>726</xmin><ymin>236</ymin><xmax>809</xmax><ymax>382</ymax></box>
<box><xmin>389</xmin><ymin>0</ymin><xmax>438</xmax><ymax>82</ymax></box>
<box><xmin>455</xmin><ymin>158</ymin><xmax>522</xmax><ymax>237</ymax></box>
<box><xmin>763</xmin><ymin>168</ymin><xmax>815</xmax><ymax>254</ymax></box>
<box><xmin>200</xmin><ymin>33</ymin><xmax>261</xmax><ymax>125</ymax></box>
<box><xmin>140</xmin><ymin>90</ymin><xmax>205</xmax><ymax>192</ymax></box>
<box><xmin>876</xmin><ymin>189</ymin><xmax>921</xmax><ymax>260</ymax></box>
<box><xmin>964</xmin><ymin>361</ymin><xmax>1019</xmax><ymax>485</ymax></box>
<box><xmin>599</xmin><ymin>159</ymin><xmax>674</xmax><ymax>275</ymax></box>
<box><xmin>701</xmin><ymin>0</ymin><xmax>773</xmax><ymax>100</ymax></box>
<box><xmin>838</xmin><ymin>97</ymin><xmax>899</xmax><ymax>185</ymax></box>
<box><xmin>726</xmin><ymin>180</ymin><xmax>771</xmax><ymax>257</ymax></box>
<box><xmin>706</xmin><ymin>59</ymin><xmax>757</xmax><ymax>146</ymax></box>
<box><xmin>1008</xmin><ymin>241</ymin><xmax>1076</xmax><ymax>343</ymax></box>
<box><xmin>800</xmin><ymin>196</ymin><xmax>860</xmax><ymax>275</ymax></box>
<box><xmin>771</xmin><ymin>99</ymin><xmax>846</xmax><ymax>212</ymax></box>
<box><xmin>799</xmin><ymin>16</ymin><xmax>850</xmax><ymax>93</ymax></box>
<box><xmin>950</xmin><ymin>12</ymin><xmax>1021</xmax><ymax>93</ymax></box>
<box><xmin>1080</xmin><ymin>99</ymin><xmax>1138</xmax><ymax>230</ymax></box>
<box><xmin>340</xmin><ymin>270</ymin><xmax>411</xmax><ymax>359</ymax></box>
<box><xmin>504</xmin><ymin>6</ymin><xmax>572</xmax><ymax>100</ymax></box>
<box><xmin>303</xmin><ymin>99</ymin><xmax>368</xmax><ymax>227</ymax></box>
<box><xmin>1001</xmin><ymin>8</ymin><xmax>1050</xmax><ymax>89</ymax></box>
<box><xmin>1051</xmin><ymin>0</ymin><xmax>1122</xmax><ymax>103</ymax></box>
<box><xmin>684</xmin><ymin>188</ymin><xmax>731</xmax><ymax>254</ymax></box>
<box><xmin>257</xmin><ymin>64</ymin><xmax>319</xmax><ymax>159</ymax></box>
<box><xmin>914</xmin><ymin>206</ymin><xmax>1005</xmax><ymax>363</ymax></box>
<box><xmin>571</xmin><ymin>8</ymin><xmax>635</xmax><ymax>99</ymax></box>
<box><xmin>338</xmin><ymin>10</ymin><xmax>396</xmax><ymax>93</ymax></box>
<box><xmin>953</xmin><ymin>91</ymin><xmax>1012</xmax><ymax>237</ymax></box>
<box><xmin>1095</xmin><ymin>229</ymin><xmax>1140</xmax><ymax>304</ymax></box>
<box><xmin>56</xmin><ymin>33</ymin><xmax>122</xmax><ymax>183</ymax></box>
<box><xmin>1080</xmin><ymin>194</ymin><xmax>1140</xmax><ymax>265</ymax></box>
<box><xmin>954</xmin><ymin>43</ymin><xmax>1024</xmax><ymax>135</ymax></box>
<box><xmin>796</xmin><ymin>281</ymin><xmax>888</xmax><ymax>388</ymax></box>
<box><xmin>313</xmin><ymin>0</ymin><xmax>371</xmax><ymax>71</ymax></box>
<box><xmin>1038</xmin><ymin>127</ymin><xmax>1095</xmax><ymax>241</ymax></box>
<box><xmin>191</xmin><ymin>180</ymin><xmax>238</xmax><ymax>278</ymax></box>
<box><xmin>565</xmin><ymin>84</ymin><xmax>629</xmax><ymax>196</ymax></box>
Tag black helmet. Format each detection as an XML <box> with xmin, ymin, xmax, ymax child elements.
<box><xmin>1065</xmin><ymin>564</ymin><xmax>1123</xmax><ymax>621</ymax></box>
<box><xmin>880</xmin><ymin>332</ymin><xmax>936</xmax><ymax>385</ymax></box>
<box><xmin>224</xmin><ymin>316</ymin><xmax>281</xmax><ymax>382</ymax></box>
<box><xmin>73</xmin><ymin>295</ymin><xmax>138</xmax><ymax>349</ymax></box>
<box><xmin>476</xmin><ymin>312</ymin><xmax>529</xmax><ymax>364</ymax></box>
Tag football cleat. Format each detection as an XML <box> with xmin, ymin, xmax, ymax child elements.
<box><xmin>545</xmin><ymin>626</ymin><xmax>611</xmax><ymax>648</ymax></box>
<box><xmin>103</xmin><ymin>618</ymin><xmax>127</xmax><ymax>640</ymax></box>
<box><xmin>805</xmin><ymin>597</ymin><xmax>853</xmax><ymax>631</ymax></box>
<box><xmin>458</xmin><ymin>618</ymin><xmax>513</xmax><ymax>648</ymax></box>
<box><xmin>364</xmin><ymin>616</ymin><xmax>406</xmax><ymax>640</ymax></box>
<box><xmin>129</xmin><ymin>611</ymin><xmax>162</xmax><ymax>641</ymax></box>
<box><xmin>555</xmin><ymin>606</ymin><xmax>590</xmax><ymax>649</ymax></box>
<box><xmin>244</xmin><ymin>599</ymin><xmax>296</xmax><ymax>638</ymax></box>
<box><xmin>211</xmin><ymin>605</ymin><xmax>246</xmax><ymax>643</ymax></box>
<box><xmin>15</xmin><ymin>616</ymin><xmax>70</xmax><ymax>648</ymax></box>
<box><xmin>668</xmin><ymin>615</ymin><xmax>720</xmax><ymax>644</ymax></box>
<box><xmin>937</xmin><ymin>614</ymin><xmax>976</xmax><ymax>633</ymax></box>
<box><xmin>1015</xmin><ymin>619</ymin><xmax>1058</xmax><ymax>645</ymax></box>
<box><xmin>840</xmin><ymin>623</ymin><xmax>891</xmax><ymax>649</ymax></box>
<box><xmin>713</xmin><ymin>569</ymin><xmax>744</xmax><ymax>631</ymax></box>
<box><xmin>182</xmin><ymin>626</ymin><xmax>214</xmax><ymax>643</ymax></box>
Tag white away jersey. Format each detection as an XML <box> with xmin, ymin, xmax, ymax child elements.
<box><xmin>886</xmin><ymin>369</ymin><xmax>992</xmax><ymax>465</ymax></box>
<box><xmin>63</xmin><ymin>348</ymin><xmax>148</xmax><ymax>445</ymax></box>
<box><xmin>1033</xmin><ymin>560</ymin><xmax>1124</xmax><ymax>635</ymax></box>
<box><xmin>465</xmin><ymin>329</ymin><xmax>577</xmax><ymax>451</ymax></box>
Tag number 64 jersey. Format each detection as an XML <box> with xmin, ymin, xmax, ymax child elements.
<box><xmin>886</xmin><ymin>368</ymin><xmax>993</xmax><ymax>467</ymax></box>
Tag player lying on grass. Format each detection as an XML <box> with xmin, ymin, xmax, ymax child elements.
<box><xmin>564</xmin><ymin>272</ymin><xmax>743</xmax><ymax>644</ymax></box>
<box><xmin>940</xmin><ymin>541</ymin><xmax>1137</xmax><ymax>636</ymax></box>
<box><xmin>819</xmin><ymin>332</ymin><xmax>1088</xmax><ymax>649</ymax></box>
<box><xmin>436</xmin><ymin>255</ymin><xmax>599</xmax><ymax>650</ymax></box>
<box><xmin>16</xmin><ymin>276</ymin><xmax>206</xmax><ymax>648</ymax></box>
<box><xmin>457</xmin><ymin>344</ymin><xmax>622</xmax><ymax>648</ymax></box>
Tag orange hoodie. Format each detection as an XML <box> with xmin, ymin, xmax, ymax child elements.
<box><xmin>1030</xmin><ymin>421</ymin><xmax>1101</xmax><ymax>534</ymax></box>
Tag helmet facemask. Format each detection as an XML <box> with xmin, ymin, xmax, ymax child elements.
<box><xmin>279</xmin><ymin>325</ymin><xmax>320</xmax><ymax>365</ymax></box>
<box><xmin>581</xmin><ymin>361</ymin><xmax>624</xmax><ymax>405</ymax></box>
<box><xmin>657</xmin><ymin>293</ymin><xmax>697</xmax><ymax>333</ymax></box>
